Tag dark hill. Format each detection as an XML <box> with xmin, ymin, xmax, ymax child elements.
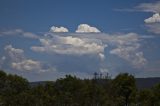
<box><xmin>30</xmin><ymin>77</ymin><xmax>160</xmax><ymax>89</ymax></box>
<box><xmin>135</xmin><ymin>77</ymin><xmax>160</xmax><ymax>89</ymax></box>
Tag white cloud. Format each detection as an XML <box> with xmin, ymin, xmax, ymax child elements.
<box><xmin>4</xmin><ymin>45</ymin><xmax>25</xmax><ymax>62</ymax></box>
<box><xmin>115</xmin><ymin>1</ymin><xmax>160</xmax><ymax>35</ymax></box>
<box><xmin>0</xmin><ymin>29</ymin><xmax>38</xmax><ymax>39</ymax></box>
<box><xmin>105</xmin><ymin>33</ymin><xmax>147</xmax><ymax>68</ymax></box>
<box><xmin>31</xmin><ymin>32</ymin><xmax>147</xmax><ymax>68</ymax></box>
<box><xmin>50</xmin><ymin>26</ymin><xmax>69</xmax><ymax>32</ymax></box>
<box><xmin>144</xmin><ymin>13</ymin><xmax>160</xmax><ymax>34</ymax></box>
<box><xmin>3</xmin><ymin>45</ymin><xmax>55</xmax><ymax>72</ymax></box>
<box><xmin>0</xmin><ymin>29</ymin><xmax>23</xmax><ymax>35</ymax></box>
<box><xmin>110</xmin><ymin>46</ymin><xmax>147</xmax><ymax>68</ymax></box>
<box><xmin>136</xmin><ymin>1</ymin><xmax>160</xmax><ymax>13</ymax></box>
<box><xmin>22</xmin><ymin>32</ymin><xmax>39</xmax><ymax>39</ymax></box>
<box><xmin>144</xmin><ymin>13</ymin><xmax>160</xmax><ymax>23</ymax></box>
<box><xmin>105</xmin><ymin>33</ymin><xmax>139</xmax><ymax>45</ymax></box>
<box><xmin>129</xmin><ymin>1</ymin><xmax>160</xmax><ymax>35</ymax></box>
<box><xmin>76</xmin><ymin>24</ymin><xmax>101</xmax><ymax>33</ymax></box>
<box><xmin>31</xmin><ymin>35</ymin><xmax>107</xmax><ymax>57</ymax></box>
<box><xmin>99</xmin><ymin>53</ymin><xmax>105</xmax><ymax>61</ymax></box>
<box><xmin>11</xmin><ymin>59</ymin><xmax>41</xmax><ymax>72</ymax></box>
<box><xmin>100</xmin><ymin>68</ymin><xmax>109</xmax><ymax>73</ymax></box>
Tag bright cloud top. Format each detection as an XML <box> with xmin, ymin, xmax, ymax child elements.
<box><xmin>144</xmin><ymin>13</ymin><xmax>160</xmax><ymax>34</ymax></box>
<box><xmin>144</xmin><ymin>13</ymin><xmax>160</xmax><ymax>23</ymax></box>
<box><xmin>76</xmin><ymin>24</ymin><xmax>101</xmax><ymax>33</ymax></box>
<box><xmin>31</xmin><ymin>35</ymin><xmax>107</xmax><ymax>60</ymax></box>
<box><xmin>50</xmin><ymin>26</ymin><xmax>69</xmax><ymax>32</ymax></box>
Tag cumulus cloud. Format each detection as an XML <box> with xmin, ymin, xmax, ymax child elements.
<box><xmin>144</xmin><ymin>13</ymin><xmax>160</xmax><ymax>23</ymax></box>
<box><xmin>108</xmin><ymin>33</ymin><xmax>147</xmax><ymax>68</ymax></box>
<box><xmin>115</xmin><ymin>1</ymin><xmax>160</xmax><ymax>35</ymax></box>
<box><xmin>76</xmin><ymin>24</ymin><xmax>101</xmax><ymax>33</ymax></box>
<box><xmin>0</xmin><ymin>29</ymin><xmax>38</xmax><ymax>39</ymax></box>
<box><xmin>50</xmin><ymin>26</ymin><xmax>69</xmax><ymax>32</ymax></box>
<box><xmin>31</xmin><ymin>32</ymin><xmax>147</xmax><ymax>68</ymax></box>
<box><xmin>130</xmin><ymin>1</ymin><xmax>160</xmax><ymax>35</ymax></box>
<box><xmin>11</xmin><ymin>59</ymin><xmax>41</xmax><ymax>72</ymax></box>
<box><xmin>144</xmin><ymin>13</ymin><xmax>160</xmax><ymax>34</ymax></box>
<box><xmin>3</xmin><ymin>45</ymin><xmax>55</xmax><ymax>72</ymax></box>
<box><xmin>31</xmin><ymin>35</ymin><xmax>107</xmax><ymax>58</ymax></box>
<box><xmin>110</xmin><ymin>46</ymin><xmax>147</xmax><ymax>68</ymax></box>
<box><xmin>4</xmin><ymin>45</ymin><xmax>25</xmax><ymax>62</ymax></box>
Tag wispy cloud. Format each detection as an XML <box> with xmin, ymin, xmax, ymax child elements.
<box><xmin>0</xmin><ymin>29</ymin><xmax>39</xmax><ymax>39</ymax></box>
<box><xmin>135</xmin><ymin>1</ymin><xmax>160</xmax><ymax>13</ymax></box>
<box><xmin>115</xmin><ymin>1</ymin><xmax>160</xmax><ymax>13</ymax></box>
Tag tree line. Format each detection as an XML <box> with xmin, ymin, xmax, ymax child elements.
<box><xmin>0</xmin><ymin>70</ymin><xmax>160</xmax><ymax>106</ymax></box>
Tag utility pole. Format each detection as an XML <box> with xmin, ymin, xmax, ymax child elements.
<box><xmin>94</xmin><ymin>72</ymin><xmax>98</xmax><ymax>79</ymax></box>
<box><xmin>100</xmin><ymin>73</ymin><xmax>102</xmax><ymax>79</ymax></box>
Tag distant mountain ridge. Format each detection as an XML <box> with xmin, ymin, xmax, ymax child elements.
<box><xmin>30</xmin><ymin>77</ymin><xmax>160</xmax><ymax>89</ymax></box>
<box><xmin>135</xmin><ymin>77</ymin><xmax>160</xmax><ymax>89</ymax></box>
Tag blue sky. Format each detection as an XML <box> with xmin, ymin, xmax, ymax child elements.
<box><xmin>0</xmin><ymin>0</ymin><xmax>160</xmax><ymax>81</ymax></box>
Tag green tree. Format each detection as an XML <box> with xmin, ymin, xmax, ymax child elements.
<box><xmin>54</xmin><ymin>75</ymin><xmax>84</xmax><ymax>106</ymax></box>
<box><xmin>112</xmin><ymin>73</ymin><xmax>136</xmax><ymax>106</ymax></box>
<box><xmin>0</xmin><ymin>70</ymin><xmax>7</xmax><ymax>93</ymax></box>
<box><xmin>152</xmin><ymin>83</ymin><xmax>160</xmax><ymax>105</ymax></box>
<box><xmin>136</xmin><ymin>89</ymin><xmax>155</xmax><ymax>106</ymax></box>
<box><xmin>1</xmin><ymin>74</ymin><xmax>29</xmax><ymax>106</ymax></box>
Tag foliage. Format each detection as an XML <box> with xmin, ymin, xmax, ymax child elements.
<box><xmin>111</xmin><ymin>73</ymin><xmax>136</xmax><ymax>106</ymax></box>
<box><xmin>0</xmin><ymin>70</ymin><xmax>159</xmax><ymax>106</ymax></box>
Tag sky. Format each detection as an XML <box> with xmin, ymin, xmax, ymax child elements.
<box><xmin>0</xmin><ymin>0</ymin><xmax>160</xmax><ymax>81</ymax></box>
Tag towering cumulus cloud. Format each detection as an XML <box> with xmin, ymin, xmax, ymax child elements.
<box><xmin>50</xmin><ymin>26</ymin><xmax>69</xmax><ymax>32</ymax></box>
<box><xmin>76</xmin><ymin>24</ymin><xmax>101</xmax><ymax>33</ymax></box>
